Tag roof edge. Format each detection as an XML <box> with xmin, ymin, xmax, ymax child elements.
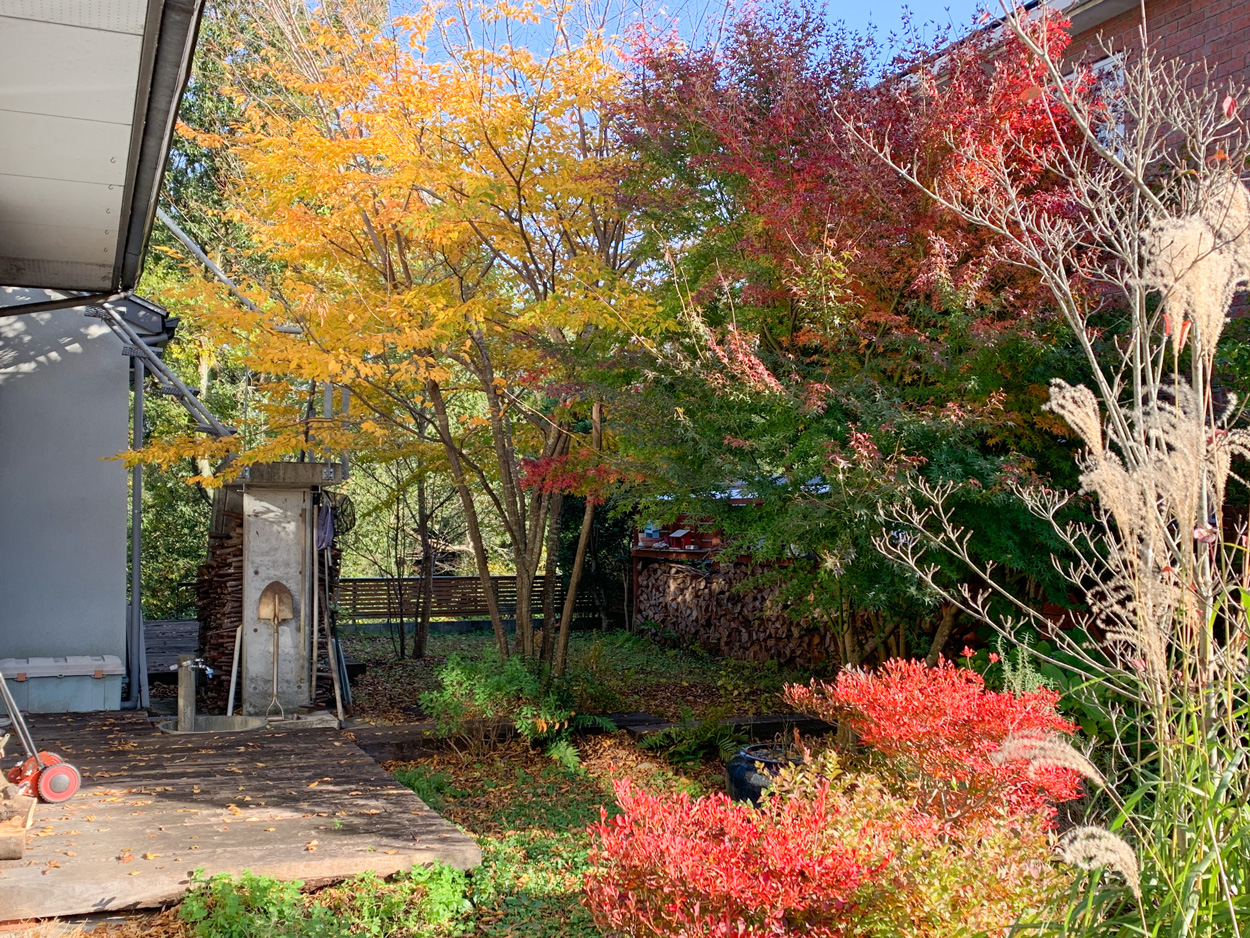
<box><xmin>116</xmin><ymin>0</ymin><xmax>206</xmax><ymax>293</ymax></box>
<box><xmin>1063</xmin><ymin>0</ymin><xmax>1143</xmax><ymax>36</ymax></box>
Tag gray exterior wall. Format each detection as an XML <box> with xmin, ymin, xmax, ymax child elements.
<box><xmin>0</xmin><ymin>289</ymin><xmax>127</xmax><ymax>667</ymax></box>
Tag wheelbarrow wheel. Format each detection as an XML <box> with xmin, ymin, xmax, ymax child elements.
<box><xmin>36</xmin><ymin>761</ymin><xmax>80</xmax><ymax>803</ymax></box>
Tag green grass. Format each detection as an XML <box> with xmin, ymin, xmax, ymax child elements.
<box><xmin>177</xmin><ymin>863</ymin><xmax>468</xmax><ymax>938</ymax></box>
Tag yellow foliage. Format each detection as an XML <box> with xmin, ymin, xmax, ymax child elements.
<box><xmin>144</xmin><ymin>0</ymin><xmax>661</xmax><ymax>655</ymax></box>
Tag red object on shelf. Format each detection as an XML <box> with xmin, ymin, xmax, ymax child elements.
<box><xmin>667</xmin><ymin>529</ymin><xmax>694</xmax><ymax>550</ymax></box>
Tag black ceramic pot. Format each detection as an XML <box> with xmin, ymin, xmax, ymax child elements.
<box><xmin>725</xmin><ymin>743</ymin><xmax>800</xmax><ymax>805</ymax></box>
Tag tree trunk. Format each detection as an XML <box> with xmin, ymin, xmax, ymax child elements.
<box><xmin>514</xmin><ymin>565</ymin><xmax>537</xmax><ymax>658</ymax></box>
<box><xmin>926</xmin><ymin>602</ymin><xmax>959</xmax><ymax>667</ymax></box>
<box><xmin>853</xmin><ymin>611</ymin><xmax>897</xmax><ymax>665</ymax></box>
<box><xmin>427</xmin><ymin>378</ymin><xmax>509</xmax><ymax>657</ymax></box>
<box><xmin>393</xmin><ymin>494</ymin><xmax>406</xmax><ymax>659</ymax></box>
<box><xmin>413</xmin><ymin>474</ymin><xmax>433</xmax><ymax>659</ymax></box>
<box><xmin>555</xmin><ymin>402</ymin><xmax>601</xmax><ymax>676</ymax></box>
<box><xmin>540</xmin><ymin>492</ymin><xmax>563</xmax><ymax>664</ymax></box>
<box><xmin>471</xmin><ymin>335</ymin><xmax>533</xmax><ymax>657</ymax></box>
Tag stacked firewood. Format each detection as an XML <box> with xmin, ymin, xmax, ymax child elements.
<box><xmin>196</xmin><ymin>511</ymin><xmax>244</xmax><ymax>710</ymax></box>
<box><xmin>634</xmin><ymin>562</ymin><xmax>840</xmax><ymax>669</ymax></box>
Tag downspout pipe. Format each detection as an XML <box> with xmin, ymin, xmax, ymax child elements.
<box><xmin>123</xmin><ymin>358</ymin><xmax>149</xmax><ymax>709</ymax></box>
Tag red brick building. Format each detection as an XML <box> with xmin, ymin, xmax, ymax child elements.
<box><xmin>1063</xmin><ymin>0</ymin><xmax>1249</xmax><ymax>83</ymax></box>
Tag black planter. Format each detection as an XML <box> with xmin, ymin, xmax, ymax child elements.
<box><xmin>725</xmin><ymin>743</ymin><xmax>801</xmax><ymax>805</ymax></box>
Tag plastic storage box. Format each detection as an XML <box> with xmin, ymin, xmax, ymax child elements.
<box><xmin>0</xmin><ymin>656</ymin><xmax>124</xmax><ymax>713</ymax></box>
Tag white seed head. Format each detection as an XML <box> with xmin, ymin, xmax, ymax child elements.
<box><xmin>991</xmin><ymin>733</ymin><xmax>1105</xmax><ymax>787</ymax></box>
<box><xmin>1057</xmin><ymin>826</ymin><xmax>1141</xmax><ymax>901</ymax></box>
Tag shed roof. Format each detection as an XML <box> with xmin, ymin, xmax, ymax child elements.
<box><xmin>0</xmin><ymin>0</ymin><xmax>204</xmax><ymax>296</ymax></box>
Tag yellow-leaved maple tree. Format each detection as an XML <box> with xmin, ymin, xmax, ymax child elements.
<box><xmin>149</xmin><ymin>0</ymin><xmax>654</xmax><ymax>665</ymax></box>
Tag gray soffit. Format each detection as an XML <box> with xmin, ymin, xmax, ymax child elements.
<box><xmin>998</xmin><ymin>1</ymin><xmax>1148</xmax><ymax>43</ymax></box>
<box><xmin>0</xmin><ymin>0</ymin><xmax>205</xmax><ymax>294</ymax></box>
<box><xmin>1063</xmin><ymin>0</ymin><xmax>1143</xmax><ymax>35</ymax></box>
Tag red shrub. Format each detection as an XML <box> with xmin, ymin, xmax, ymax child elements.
<box><xmin>585</xmin><ymin>778</ymin><xmax>887</xmax><ymax>938</ymax></box>
<box><xmin>782</xmin><ymin>657</ymin><xmax>1083</xmax><ymax>828</ymax></box>
<box><xmin>585</xmin><ymin>660</ymin><xmax>1078</xmax><ymax>935</ymax></box>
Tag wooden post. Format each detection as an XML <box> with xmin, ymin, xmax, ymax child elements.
<box><xmin>177</xmin><ymin>654</ymin><xmax>196</xmax><ymax>732</ymax></box>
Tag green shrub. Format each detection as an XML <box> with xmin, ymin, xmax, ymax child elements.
<box><xmin>638</xmin><ymin>707</ymin><xmax>748</xmax><ymax>764</ymax></box>
<box><xmin>419</xmin><ymin>649</ymin><xmax>614</xmax><ymax>766</ymax></box>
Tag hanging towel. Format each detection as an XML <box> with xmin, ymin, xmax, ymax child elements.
<box><xmin>316</xmin><ymin>503</ymin><xmax>335</xmax><ymax>550</ymax></box>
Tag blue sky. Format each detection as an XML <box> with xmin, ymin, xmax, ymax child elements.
<box><xmin>629</xmin><ymin>0</ymin><xmax>991</xmax><ymax>54</ymax></box>
<box><xmin>829</xmin><ymin>0</ymin><xmax>987</xmax><ymax>43</ymax></box>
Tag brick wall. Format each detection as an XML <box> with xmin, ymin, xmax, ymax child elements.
<box><xmin>1066</xmin><ymin>0</ymin><xmax>1250</xmax><ymax>87</ymax></box>
<box><xmin>1065</xmin><ymin>0</ymin><xmax>1249</xmax><ymax>318</ymax></box>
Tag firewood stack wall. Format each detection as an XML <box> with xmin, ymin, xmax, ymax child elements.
<box><xmin>196</xmin><ymin>510</ymin><xmax>243</xmax><ymax>711</ymax></box>
<box><xmin>634</xmin><ymin>561</ymin><xmax>840</xmax><ymax>669</ymax></box>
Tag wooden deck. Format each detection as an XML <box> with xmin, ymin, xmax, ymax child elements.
<box><xmin>0</xmin><ymin>712</ymin><xmax>480</xmax><ymax>922</ymax></box>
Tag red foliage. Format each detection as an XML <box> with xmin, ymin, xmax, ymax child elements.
<box><xmin>519</xmin><ymin>452</ymin><xmax>642</xmax><ymax>502</ymax></box>
<box><xmin>782</xmin><ymin>657</ymin><xmax>1083</xmax><ymax>829</ymax></box>
<box><xmin>586</xmin><ymin>659</ymin><xmax>1079</xmax><ymax>935</ymax></box>
<box><xmin>623</xmin><ymin>4</ymin><xmax>1079</xmax><ymax>333</ymax></box>
<box><xmin>585</xmin><ymin>778</ymin><xmax>886</xmax><ymax>938</ymax></box>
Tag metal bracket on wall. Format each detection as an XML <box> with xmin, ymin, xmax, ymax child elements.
<box><xmin>86</xmin><ymin>305</ymin><xmax>234</xmax><ymax>438</ymax></box>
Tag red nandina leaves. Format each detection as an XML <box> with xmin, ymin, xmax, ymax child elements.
<box><xmin>585</xmin><ymin>778</ymin><xmax>884</xmax><ymax>938</ymax></box>
<box><xmin>586</xmin><ymin>659</ymin><xmax>1078</xmax><ymax>935</ymax></box>
<box><xmin>783</xmin><ymin>657</ymin><xmax>1083</xmax><ymax>829</ymax></box>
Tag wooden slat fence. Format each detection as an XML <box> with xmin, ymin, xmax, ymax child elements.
<box><xmin>337</xmin><ymin>575</ymin><xmax>597</xmax><ymax>623</ymax></box>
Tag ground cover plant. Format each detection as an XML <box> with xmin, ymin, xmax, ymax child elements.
<box><xmin>85</xmin><ymin>863</ymin><xmax>468</xmax><ymax>938</ymax></box>
<box><xmin>388</xmin><ymin>737</ymin><xmax>721</xmax><ymax>938</ymax></box>
<box><xmin>343</xmin><ymin>629</ymin><xmax>809</xmax><ymax>724</ymax></box>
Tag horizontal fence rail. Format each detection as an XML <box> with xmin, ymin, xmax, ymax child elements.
<box><xmin>337</xmin><ymin>575</ymin><xmax>598</xmax><ymax>623</ymax></box>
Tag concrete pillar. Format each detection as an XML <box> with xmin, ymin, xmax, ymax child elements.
<box><xmin>240</xmin><ymin>487</ymin><xmax>311</xmax><ymax>716</ymax></box>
